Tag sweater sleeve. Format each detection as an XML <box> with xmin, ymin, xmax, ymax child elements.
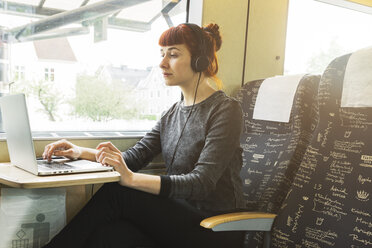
<box><xmin>122</xmin><ymin>120</ymin><xmax>162</xmax><ymax>172</ymax></box>
<box><xmin>162</xmin><ymin>99</ymin><xmax>243</xmax><ymax>200</ymax></box>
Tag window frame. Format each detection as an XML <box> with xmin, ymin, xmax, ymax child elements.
<box><xmin>0</xmin><ymin>0</ymin><xmax>203</xmax><ymax>140</ymax></box>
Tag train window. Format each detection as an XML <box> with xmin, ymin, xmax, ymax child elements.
<box><xmin>284</xmin><ymin>0</ymin><xmax>372</xmax><ymax>75</ymax></box>
<box><xmin>0</xmin><ymin>0</ymin><xmax>192</xmax><ymax>133</ymax></box>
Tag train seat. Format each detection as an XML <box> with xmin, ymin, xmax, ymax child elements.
<box><xmin>201</xmin><ymin>73</ymin><xmax>320</xmax><ymax>248</ymax></box>
<box><xmin>237</xmin><ymin>74</ymin><xmax>320</xmax><ymax>214</ymax></box>
<box><xmin>271</xmin><ymin>46</ymin><xmax>372</xmax><ymax>247</ymax></box>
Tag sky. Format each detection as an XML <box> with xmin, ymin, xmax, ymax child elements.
<box><xmin>285</xmin><ymin>0</ymin><xmax>372</xmax><ymax>74</ymax></box>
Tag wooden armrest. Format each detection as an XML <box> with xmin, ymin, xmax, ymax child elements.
<box><xmin>200</xmin><ymin>212</ymin><xmax>276</xmax><ymax>232</ymax></box>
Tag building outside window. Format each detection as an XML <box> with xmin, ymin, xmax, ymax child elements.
<box><xmin>0</xmin><ymin>0</ymin><xmax>192</xmax><ymax>133</ymax></box>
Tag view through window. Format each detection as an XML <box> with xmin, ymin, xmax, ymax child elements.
<box><xmin>284</xmin><ymin>0</ymin><xmax>372</xmax><ymax>75</ymax></box>
<box><xmin>0</xmin><ymin>0</ymin><xmax>188</xmax><ymax>133</ymax></box>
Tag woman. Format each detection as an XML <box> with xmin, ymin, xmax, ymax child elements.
<box><xmin>43</xmin><ymin>23</ymin><xmax>245</xmax><ymax>248</ymax></box>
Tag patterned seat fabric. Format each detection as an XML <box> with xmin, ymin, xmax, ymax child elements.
<box><xmin>235</xmin><ymin>74</ymin><xmax>320</xmax><ymax>247</ymax></box>
<box><xmin>272</xmin><ymin>52</ymin><xmax>372</xmax><ymax>247</ymax></box>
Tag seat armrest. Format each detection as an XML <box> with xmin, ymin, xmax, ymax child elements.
<box><xmin>200</xmin><ymin>212</ymin><xmax>276</xmax><ymax>232</ymax></box>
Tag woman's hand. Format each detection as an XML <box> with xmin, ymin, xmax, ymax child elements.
<box><xmin>43</xmin><ymin>139</ymin><xmax>82</xmax><ymax>161</ymax></box>
<box><xmin>96</xmin><ymin>142</ymin><xmax>161</xmax><ymax>194</ymax></box>
<box><xmin>96</xmin><ymin>142</ymin><xmax>133</xmax><ymax>186</ymax></box>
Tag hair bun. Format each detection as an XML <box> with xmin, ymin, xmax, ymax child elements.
<box><xmin>203</xmin><ymin>23</ymin><xmax>222</xmax><ymax>51</ymax></box>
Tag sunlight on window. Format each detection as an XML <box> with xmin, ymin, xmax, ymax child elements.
<box><xmin>0</xmin><ymin>0</ymin><xmax>187</xmax><ymax>132</ymax></box>
<box><xmin>284</xmin><ymin>0</ymin><xmax>372</xmax><ymax>75</ymax></box>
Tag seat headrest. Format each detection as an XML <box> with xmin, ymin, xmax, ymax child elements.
<box><xmin>341</xmin><ymin>46</ymin><xmax>372</xmax><ymax>107</ymax></box>
<box><xmin>253</xmin><ymin>74</ymin><xmax>306</xmax><ymax>123</ymax></box>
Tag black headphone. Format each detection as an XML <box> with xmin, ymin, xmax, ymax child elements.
<box><xmin>182</xmin><ymin>23</ymin><xmax>210</xmax><ymax>72</ymax></box>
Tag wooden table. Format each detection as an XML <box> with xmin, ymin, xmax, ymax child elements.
<box><xmin>0</xmin><ymin>162</ymin><xmax>120</xmax><ymax>188</ymax></box>
<box><xmin>0</xmin><ymin>163</ymin><xmax>121</xmax><ymax>222</ymax></box>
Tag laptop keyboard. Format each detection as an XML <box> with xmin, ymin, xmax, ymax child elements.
<box><xmin>37</xmin><ymin>160</ymin><xmax>74</xmax><ymax>170</ymax></box>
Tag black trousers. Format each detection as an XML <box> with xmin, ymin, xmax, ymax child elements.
<box><xmin>44</xmin><ymin>183</ymin><xmax>244</xmax><ymax>248</ymax></box>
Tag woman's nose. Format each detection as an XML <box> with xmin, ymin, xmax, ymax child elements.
<box><xmin>159</xmin><ymin>57</ymin><xmax>168</xmax><ymax>69</ymax></box>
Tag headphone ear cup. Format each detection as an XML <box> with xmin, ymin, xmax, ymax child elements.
<box><xmin>193</xmin><ymin>55</ymin><xmax>209</xmax><ymax>72</ymax></box>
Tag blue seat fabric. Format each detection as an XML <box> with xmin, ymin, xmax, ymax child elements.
<box><xmin>235</xmin><ymin>74</ymin><xmax>320</xmax><ymax>247</ymax></box>
<box><xmin>272</xmin><ymin>54</ymin><xmax>372</xmax><ymax>247</ymax></box>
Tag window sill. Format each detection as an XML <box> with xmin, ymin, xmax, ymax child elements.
<box><xmin>0</xmin><ymin>131</ymin><xmax>147</xmax><ymax>141</ymax></box>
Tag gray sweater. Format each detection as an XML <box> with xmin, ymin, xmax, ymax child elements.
<box><xmin>122</xmin><ymin>91</ymin><xmax>245</xmax><ymax>212</ymax></box>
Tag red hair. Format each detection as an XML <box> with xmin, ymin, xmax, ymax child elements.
<box><xmin>159</xmin><ymin>23</ymin><xmax>223</xmax><ymax>89</ymax></box>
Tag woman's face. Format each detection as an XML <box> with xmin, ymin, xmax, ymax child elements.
<box><xmin>159</xmin><ymin>44</ymin><xmax>195</xmax><ymax>87</ymax></box>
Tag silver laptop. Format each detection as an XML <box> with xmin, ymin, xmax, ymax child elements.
<box><xmin>0</xmin><ymin>93</ymin><xmax>113</xmax><ymax>176</ymax></box>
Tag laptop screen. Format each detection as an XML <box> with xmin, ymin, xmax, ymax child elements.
<box><xmin>0</xmin><ymin>94</ymin><xmax>39</xmax><ymax>174</ymax></box>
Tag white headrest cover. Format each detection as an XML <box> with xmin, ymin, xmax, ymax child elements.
<box><xmin>341</xmin><ymin>46</ymin><xmax>372</xmax><ymax>107</ymax></box>
<box><xmin>253</xmin><ymin>74</ymin><xmax>305</xmax><ymax>123</ymax></box>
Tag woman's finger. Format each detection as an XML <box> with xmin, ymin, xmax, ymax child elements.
<box><xmin>42</xmin><ymin>144</ymin><xmax>51</xmax><ymax>159</ymax></box>
<box><xmin>101</xmin><ymin>156</ymin><xmax>121</xmax><ymax>168</ymax></box>
<box><xmin>54</xmin><ymin>149</ymin><xmax>73</xmax><ymax>158</ymax></box>
<box><xmin>47</xmin><ymin>144</ymin><xmax>59</xmax><ymax>159</ymax></box>
<box><xmin>96</xmin><ymin>142</ymin><xmax>121</xmax><ymax>154</ymax></box>
<box><xmin>46</xmin><ymin>145</ymin><xmax>57</xmax><ymax>159</ymax></box>
<box><xmin>96</xmin><ymin>142</ymin><xmax>111</xmax><ymax>150</ymax></box>
<box><xmin>44</xmin><ymin>140</ymin><xmax>72</xmax><ymax>159</ymax></box>
<box><xmin>97</xmin><ymin>150</ymin><xmax>117</xmax><ymax>164</ymax></box>
<box><xmin>96</xmin><ymin>147</ymin><xmax>112</xmax><ymax>162</ymax></box>
<box><xmin>96</xmin><ymin>147</ymin><xmax>121</xmax><ymax>160</ymax></box>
